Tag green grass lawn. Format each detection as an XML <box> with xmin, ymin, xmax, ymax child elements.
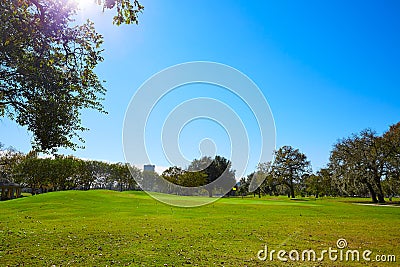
<box><xmin>0</xmin><ymin>190</ymin><xmax>399</xmax><ymax>266</ymax></box>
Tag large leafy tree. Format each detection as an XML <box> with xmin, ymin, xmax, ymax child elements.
<box><xmin>272</xmin><ymin>145</ymin><xmax>311</xmax><ymax>198</ymax></box>
<box><xmin>0</xmin><ymin>0</ymin><xmax>143</xmax><ymax>152</ymax></box>
<box><xmin>328</xmin><ymin>129</ymin><xmax>388</xmax><ymax>203</ymax></box>
<box><xmin>382</xmin><ymin>122</ymin><xmax>400</xmax><ymax>197</ymax></box>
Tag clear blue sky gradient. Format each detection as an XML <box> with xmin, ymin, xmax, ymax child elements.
<box><xmin>1</xmin><ymin>0</ymin><xmax>399</xmax><ymax>175</ymax></box>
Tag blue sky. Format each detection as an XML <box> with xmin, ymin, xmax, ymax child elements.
<box><xmin>1</xmin><ymin>0</ymin><xmax>399</xmax><ymax>175</ymax></box>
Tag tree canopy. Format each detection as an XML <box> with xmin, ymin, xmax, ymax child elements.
<box><xmin>0</xmin><ymin>0</ymin><xmax>143</xmax><ymax>152</ymax></box>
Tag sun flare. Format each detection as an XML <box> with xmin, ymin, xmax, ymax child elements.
<box><xmin>71</xmin><ymin>0</ymin><xmax>95</xmax><ymax>10</ymax></box>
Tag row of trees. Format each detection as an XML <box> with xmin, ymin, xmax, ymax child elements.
<box><xmin>161</xmin><ymin>156</ymin><xmax>236</xmax><ymax>197</ymax></box>
<box><xmin>328</xmin><ymin>123</ymin><xmax>400</xmax><ymax>203</ymax></box>
<box><xmin>1</xmin><ymin>122</ymin><xmax>399</xmax><ymax>202</ymax></box>
<box><xmin>0</xmin><ymin>148</ymin><xmax>236</xmax><ymax>198</ymax></box>
<box><xmin>0</xmin><ymin>147</ymin><xmax>145</xmax><ymax>194</ymax></box>
<box><xmin>239</xmin><ymin>122</ymin><xmax>400</xmax><ymax>203</ymax></box>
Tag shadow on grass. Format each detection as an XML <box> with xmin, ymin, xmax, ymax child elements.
<box><xmin>290</xmin><ymin>198</ymin><xmax>310</xmax><ymax>201</ymax></box>
<box><xmin>339</xmin><ymin>198</ymin><xmax>400</xmax><ymax>206</ymax></box>
<box><xmin>352</xmin><ymin>201</ymin><xmax>400</xmax><ymax>206</ymax></box>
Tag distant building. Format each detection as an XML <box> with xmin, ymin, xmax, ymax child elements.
<box><xmin>143</xmin><ymin>164</ymin><xmax>155</xmax><ymax>172</ymax></box>
<box><xmin>0</xmin><ymin>179</ymin><xmax>21</xmax><ymax>200</ymax></box>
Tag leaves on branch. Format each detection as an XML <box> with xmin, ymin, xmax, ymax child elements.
<box><xmin>99</xmin><ymin>0</ymin><xmax>144</xmax><ymax>25</ymax></box>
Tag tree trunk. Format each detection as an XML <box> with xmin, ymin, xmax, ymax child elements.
<box><xmin>377</xmin><ymin>194</ymin><xmax>385</xmax><ymax>203</ymax></box>
<box><xmin>289</xmin><ymin>178</ymin><xmax>295</xmax><ymax>198</ymax></box>
<box><xmin>290</xmin><ymin>186</ymin><xmax>295</xmax><ymax>198</ymax></box>
<box><xmin>365</xmin><ymin>182</ymin><xmax>378</xmax><ymax>203</ymax></box>
<box><xmin>375</xmin><ymin>179</ymin><xmax>386</xmax><ymax>203</ymax></box>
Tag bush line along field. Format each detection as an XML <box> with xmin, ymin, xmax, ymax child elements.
<box><xmin>0</xmin><ymin>190</ymin><xmax>399</xmax><ymax>266</ymax></box>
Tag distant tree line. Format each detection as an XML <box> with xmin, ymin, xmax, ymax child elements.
<box><xmin>0</xmin><ymin>148</ymin><xmax>143</xmax><ymax>194</ymax></box>
<box><xmin>239</xmin><ymin>122</ymin><xmax>400</xmax><ymax>203</ymax></box>
<box><xmin>0</xmin><ymin>148</ymin><xmax>237</xmax><ymax>198</ymax></box>
<box><xmin>1</xmin><ymin>122</ymin><xmax>399</xmax><ymax>202</ymax></box>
